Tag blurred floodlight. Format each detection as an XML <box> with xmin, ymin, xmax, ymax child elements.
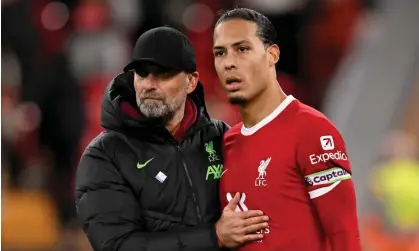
<box><xmin>182</xmin><ymin>3</ymin><xmax>214</xmax><ymax>32</ymax></box>
<box><xmin>41</xmin><ymin>2</ymin><xmax>70</xmax><ymax>31</ymax></box>
<box><xmin>108</xmin><ymin>0</ymin><xmax>142</xmax><ymax>30</ymax></box>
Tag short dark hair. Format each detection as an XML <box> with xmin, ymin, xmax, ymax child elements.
<box><xmin>215</xmin><ymin>8</ymin><xmax>277</xmax><ymax>46</ymax></box>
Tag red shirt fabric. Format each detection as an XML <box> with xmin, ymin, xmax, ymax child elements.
<box><xmin>220</xmin><ymin>95</ymin><xmax>361</xmax><ymax>251</ymax></box>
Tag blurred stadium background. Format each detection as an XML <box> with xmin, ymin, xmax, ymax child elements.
<box><xmin>1</xmin><ymin>0</ymin><xmax>418</xmax><ymax>250</ymax></box>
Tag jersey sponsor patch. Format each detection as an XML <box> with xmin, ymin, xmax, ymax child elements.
<box><xmin>305</xmin><ymin>167</ymin><xmax>351</xmax><ymax>186</ymax></box>
<box><xmin>309</xmin><ymin>150</ymin><xmax>348</xmax><ymax>165</ymax></box>
<box><xmin>320</xmin><ymin>135</ymin><xmax>334</xmax><ymax>150</ymax></box>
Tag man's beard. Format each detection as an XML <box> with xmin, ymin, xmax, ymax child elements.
<box><xmin>228</xmin><ymin>94</ymin><xmax>247</xmax><ymax>105</ymax></box>
<box><xmin>137</xmin><ymin>91</ymin><xmax>186</xmax><ymax>120</ymax></box>
<box><xmin>139</xmin><ymin>100</ymin><xmax>172</xmax><ymax>119</ymax></box>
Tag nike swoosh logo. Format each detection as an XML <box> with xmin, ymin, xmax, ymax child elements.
<box><xmin>137</xmin><ymin>157</ymin><xmax>154</xmax><ymax>169</ymax></box>
<box><xmin>221</xmin><ymin>169</ymin><xmax>228</xmax><ymax>177</ymax></box>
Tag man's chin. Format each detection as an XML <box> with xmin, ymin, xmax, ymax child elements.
<box><xmin>228</xmin><ymin>94</ymin><xmax>247</xmax><ymax>105</ymax></box>
<box><xmin>139</xmin><ymin>104</ymin><xmax>169</xmax><ymax>118</ymax></box>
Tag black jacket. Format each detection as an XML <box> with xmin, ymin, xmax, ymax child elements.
<box><xmin>76</xmin><ymin>71</ymin><xmax>230</xmax><ymax>251</ymax></box>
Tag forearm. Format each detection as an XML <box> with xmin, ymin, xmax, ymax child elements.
<box><xmin>313</xmin><ymin>181</ymin><xmax>361</xmax><ymax>251</ymax></box>
<box><xmin>328</xmin><ymin>230</ymin><xmax>362</xmax><ymax>251</ymax></box>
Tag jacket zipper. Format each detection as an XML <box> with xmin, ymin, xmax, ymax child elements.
<box><xmin>176</xmin><ymin>145</ymin><xmax>203</xmax><ymax>224</ymax></box>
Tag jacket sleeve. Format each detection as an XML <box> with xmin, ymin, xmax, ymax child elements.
<box><xmin>76</xmin><ymin>143</ymin><xmax>220</xmax><ymax>251</ymax></box>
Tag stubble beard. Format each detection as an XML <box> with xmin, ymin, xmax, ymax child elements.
<box><xmin>139</xmin><ymin>100</ymin><xmax>172</xmax><ymax>118</ymax></box>
<box><xmin>137</xmin><ymin>88</ymin><xmax>187</xmax><ymax>120</ymax></box>
<box><xmin>228</xmin><ymin>93</ymin><xmax>247</xmax><ymax>105</ymax></box>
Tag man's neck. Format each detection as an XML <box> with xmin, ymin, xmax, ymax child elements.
<box><xmin>165</xmin><ymin>104</ymin><xmax>185</xmax><ymax>135</ymax></box>
<box><xmin>240</xmin><ymin>81</ymin><xmax>287</xmax><ymax>128</ymax></box>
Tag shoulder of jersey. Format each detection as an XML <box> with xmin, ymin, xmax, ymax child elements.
<box><xmin>292</xmin><ymin>100</ymin><xmax>336</xmax><ymax>128</ymax></box>
<box><xmin>224</xmin><ymin>122</ymin><xmax>243</xmax><ymax>139</ymax></box>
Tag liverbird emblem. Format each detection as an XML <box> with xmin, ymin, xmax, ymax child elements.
<box><xmin>257</xmin><ymin>157</ymin><xmax>271</xmax><ymax>179</ymax></box>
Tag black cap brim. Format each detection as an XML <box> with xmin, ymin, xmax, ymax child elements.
<box><xmin>123</xmin><ymin>61</ymin><xmax>138</xmax><ymax>72</ymax></box>
<box><xmin>123</xmin><ymin>58</ymin><xmax>183</xmax><ymax>72</ymax></box>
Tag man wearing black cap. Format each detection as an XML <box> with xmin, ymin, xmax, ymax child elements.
<box><xmin>75</xmin><ymin>26</ymin><xmax>269</xmax><ymax>251</ymax></box>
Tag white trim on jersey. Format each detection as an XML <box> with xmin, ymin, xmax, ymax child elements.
<box><xmin>241</xmin><ymin>95</ymin><xmax>296</xmax><ymax>136</ymax></box>
<box><xmin>308</xmin><ymin>180</ymin><xmax>341</xmax><ymax>199</ymax></box>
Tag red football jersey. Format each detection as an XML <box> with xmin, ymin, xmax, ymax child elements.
<box><xmin>220</xmin><ymin>95</ymin><xmax>361</xmax><ymax>251</ymax></box>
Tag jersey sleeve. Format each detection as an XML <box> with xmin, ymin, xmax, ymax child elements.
<box><xmin>296</xmin><ymin>117</ymin><xmax>361</xmax><ymax>251</ymax></box>
<box><xmin>297</xmin><ymin>118</ymin><xmax>351</xmax><ymax>199</ymax></box>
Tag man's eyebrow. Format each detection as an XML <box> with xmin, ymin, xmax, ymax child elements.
<box><xmin>213</xmin><ymin>45</ymin><xmax>225</xmax><ymax>50</ymax></box>
<box><xmin>213</xmin><ymin>40</ymin><xmax>248</xmax><ymax>50</ymax></box>
<box><xmin>231</xmin><ymin>40</ymin><xmax>248</xmax><ymax>47</ymax></box>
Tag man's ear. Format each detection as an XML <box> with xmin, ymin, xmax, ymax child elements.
<box><xmin>267</xmin><ymin>44</ymin><xmax>280</xmax><ymax>66</ymax></box>
<box><xmin>187</xmin><ymin>71</ymin><xmax>199</xmax><ymax>94</ymax></box>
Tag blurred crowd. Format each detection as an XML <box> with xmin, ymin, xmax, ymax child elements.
<box><xmin>1</xmin><ymin>0</ymin><xmax>418</xmax><ymax>250</ymax></box>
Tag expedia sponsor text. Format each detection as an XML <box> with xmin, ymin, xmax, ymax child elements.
<box><xmin>309</xmin><ymin>151</ymin><xmax>348</xmax><ymax>165</ymax></box>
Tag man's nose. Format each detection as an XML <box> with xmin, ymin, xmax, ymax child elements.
<box><xmin>142</xmin><ymin>74</ymin><xmax>159</xmax><ymax>89</ymax></box>
<box><xmin>224</xmin><ymin>54</ymin><xmax>238</xmax><ymax>70</ymax></box>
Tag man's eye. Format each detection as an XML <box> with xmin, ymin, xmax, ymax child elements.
<box><xmin>158</xmin><ymin>71</ymin><xmax>178</xmax><ymax>79</ymax></box>
<box><xmin>238</xmin><ymin>47</ymin><xmax>249</xmax><ymax>52</ymax></box>
<box><xmin>214</xmin><ymin>51</ymin><xmax>225</xmax><ymax>57</ymax></box>
<box><xmin>135</xmin><ymin>69</ymin><xmax>148</xmax><ymax>78</ymax></box>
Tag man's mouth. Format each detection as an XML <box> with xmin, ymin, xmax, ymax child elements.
<box><xmin>226</xmin><ymin>76</ymin><xmax>242</xmax><ymax>85</ymax></box>
<box><xmin>225</xmin><ymin>76</ymin><xmax>242</xmax><ymax>92</ymax></box>
<box><xmin>142</xmin><ymin>93</ymin><xmax>163</xmax><ymax>100</ymax></box>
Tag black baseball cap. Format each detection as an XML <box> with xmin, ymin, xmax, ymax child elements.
<box><xmin>123</xmin><ymin>26</ymin><xmax>197</xmax><ymax>73</ymax></box>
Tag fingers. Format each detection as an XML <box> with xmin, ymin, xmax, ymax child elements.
<box><xmin>225</xmin><ymin>192</ymin><xmax>240</xmax><ymax>211</ymax></box>
<box><xmin>244</xmin><ymin>215</ymin><xmax>269</xmax><ymax>226</ymax></box>
<box><xmin>242</xmin><ymin>233</ymin><xmax>264</xmax><ymax>243</ymax></box>
<box><xmin>244</xmin><ymin>222</ymin><xmax>269</xmax><ymax>234</ymax></box>
<box><xmin>216</xmin><ymin>210</ymin><xmax>268</xmax><ymax>248</ymax></box>
<box><xmin>240</xmin><ymin>210</ymin><xmax>265</xmax><ymax>219</ymax></box>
